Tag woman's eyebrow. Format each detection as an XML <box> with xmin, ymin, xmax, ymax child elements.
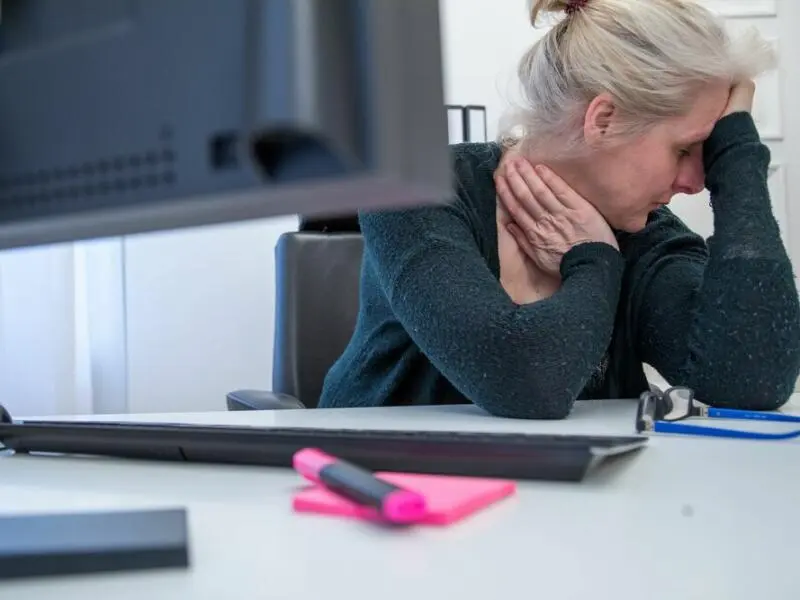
<box><xmin>677</xmin><ymin>134</ymin><xmax>707</xmax><ymax>148</ymax></box>
<box><xmin>682</xmin><ymin>125</ymin><xmax>716</xmax><ymax>145</ymax></box>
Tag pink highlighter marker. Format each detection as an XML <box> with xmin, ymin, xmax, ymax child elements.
<box><xmin>292</xmin><ymin>448</ymin><xmax>427</xmax><ymax>524</ymax></box>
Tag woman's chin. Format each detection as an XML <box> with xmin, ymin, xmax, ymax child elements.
<box><xmin>614</xmin><ymin>213</ymin><xmax>651</xmax><ymax>233</ymax></box>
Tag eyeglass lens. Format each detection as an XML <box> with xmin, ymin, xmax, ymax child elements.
<box><xmin>661</xmin><ymin>387</ymin><xmax>695</xmax><ymax>422</ymax></box>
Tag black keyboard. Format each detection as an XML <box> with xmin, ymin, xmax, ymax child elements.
<box><xmin>0</xmin><ymin>420</ymin><xmax>647</xmax><ymax>482</ymax></box>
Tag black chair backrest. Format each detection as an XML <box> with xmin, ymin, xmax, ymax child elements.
<box><xmin>299</xmin><ymin>214</ymin><xmax>361</xmax><ymax>233</ymax></box>
<box><xmin>271</xmin><ymin>231</ymin><xmax>364</xmax><ymax>408</ymax></box>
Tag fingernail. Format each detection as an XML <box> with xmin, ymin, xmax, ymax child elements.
<box><xmin>534</xmin><ymin>164</ymin><xmax>546</xmax><ymax>175</ymax></box>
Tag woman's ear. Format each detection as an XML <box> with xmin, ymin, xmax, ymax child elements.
<box><xmin>583</xmin><ymin>93</ymin><xmax>617</xmax><ymax>147</ymax></box>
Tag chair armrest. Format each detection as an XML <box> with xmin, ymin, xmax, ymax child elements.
<box><xmin>226</xmin><ymin>389</ymin><xmax>306</xmax><ymax>411</ymax></box>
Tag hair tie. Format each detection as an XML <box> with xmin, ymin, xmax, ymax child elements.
<box><xmin>565</xmin><ymin>0</ymin><xmax>589</xmax><ymax>15</ymax></box>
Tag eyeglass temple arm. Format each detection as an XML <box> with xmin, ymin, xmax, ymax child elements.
<box><xmin>704</xmin><ymin>407</ymin><xmax>800</xmax><ymax>424</ymax></box>
<box><xmin>652</xmin><ymin>420</ymin><xmax>800</xmax><ymax>440</ymax></box>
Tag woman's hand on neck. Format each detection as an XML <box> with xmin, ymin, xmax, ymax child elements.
<box><xmin>496</xmin><ymin>203</ymin><xmax>561</xmax><ymax>305</ymax></box>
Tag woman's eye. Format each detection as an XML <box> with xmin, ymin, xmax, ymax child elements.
<box><xmin>678</xmin><ymin>148</ymin><xmax>691</xmax><ymax>158</ymax></box>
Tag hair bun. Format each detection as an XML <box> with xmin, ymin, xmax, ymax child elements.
<box><xmin>529</xmin><ymin>0</ymin><xmax>588</xmax><ymax>26</ymax></box>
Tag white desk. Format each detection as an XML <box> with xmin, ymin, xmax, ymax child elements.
<box><xmin>1</xmin><ymin>399</ymin><xmax>799</xmax><ymax>600</ymax></box>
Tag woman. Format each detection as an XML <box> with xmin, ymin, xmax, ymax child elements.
<box><xmin>318</xmin><ymin>0</ymin><xmax>800</xmax><ymax>418</ymax></box>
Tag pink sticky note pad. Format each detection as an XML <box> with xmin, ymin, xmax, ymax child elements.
<box><xmin>292</xmin><ymin>472</ymin><xmax>516</xmax><ymax>525</ymax></box>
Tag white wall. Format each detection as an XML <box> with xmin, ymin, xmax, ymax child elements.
<box><xmin>0</xmin><ymin>212</ymin><xmax>297</xmax><ymax>418</ymax></box>
<box><xmin>0</xmin><ymin>245</ymin><xmax>90</xmax><ymax>417</ymax></box>
<box><xmin>123</xmin><ymin>216</ymin><xmax>297</xmax><ymax>413</ymax></box>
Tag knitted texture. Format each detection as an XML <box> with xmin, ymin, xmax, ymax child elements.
<box><xmin>319</xmin><ymin>112</ymin><xmax>800</xmax><ymax>418</ymax></box>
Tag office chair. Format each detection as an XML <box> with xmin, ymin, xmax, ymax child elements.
<box><xmin>226</xmin><ymin>223</ymin><xmax>363</xmax><ymax>410</ymax></box>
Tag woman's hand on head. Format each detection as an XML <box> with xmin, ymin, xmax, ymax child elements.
<box><xmin>722</xmin><ymin>80</ymin><xmax>756</xmax><ymax>117</ymax></box>
<box><xmin>494</xmin><ymin>156</ymin><xmax>618</xmax><ymax>277</ymax></box>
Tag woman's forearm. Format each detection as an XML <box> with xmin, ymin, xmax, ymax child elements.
<box><xmin>684</xmin><ymin>112</ymin><xmax>800</xmax><ymax>407</ymax></box>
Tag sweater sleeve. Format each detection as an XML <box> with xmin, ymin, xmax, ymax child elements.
<box><xmin>359</xmin><ymin>196</ymin><xmax>625</xmax><ymax>419</ymax></box>
<box><xmin>632</xmin><ymin>111</ymin><xmax>800</xmax><ymax>410</ymax></box>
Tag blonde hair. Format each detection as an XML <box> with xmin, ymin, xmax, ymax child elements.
<box><xmin>500</xmin><ymin>0</ymin><xmax>776</xmax><ymax>158</ymax></box>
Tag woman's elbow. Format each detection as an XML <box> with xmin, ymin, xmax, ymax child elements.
<box><xmin>701</xmin><ymin>369</ymin><xmax>799</xmax><ymax>412</ymax></box>
<box><xmin>698</xmin><ymin>322</ymin><xmax>800</xmax><ymax>411</ymax></box>
<box><xmin>474</xmin><ymin>388</ymin><xmax>576</xmax><ymax>420</ymax></box>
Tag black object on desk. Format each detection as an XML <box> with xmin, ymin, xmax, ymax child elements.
<box><xmin>0</xmin><ymin>409</ymin><xmax>647</xmax><ymax>482</ymax></box>
<box><xmin>0</xmin><ymin>508</ymin><xmax>189</xmax><ymax>580</ymax></box>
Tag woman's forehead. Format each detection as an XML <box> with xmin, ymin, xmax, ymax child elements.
<box><xmin>672</xmin><ymin>83</ymin><xmax>730</xmax><ymax>143</ymax></box>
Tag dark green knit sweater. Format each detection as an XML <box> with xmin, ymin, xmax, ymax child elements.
<box><xmin>318</xmin><ymin>112</ymin><xmax>800</xmax><ymax>418</ymax></box>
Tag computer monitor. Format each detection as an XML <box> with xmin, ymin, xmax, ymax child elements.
<box><xmin>0</xmin><ymin>0</ymin><xmax>450</xmax><ymax>250</ymax></box>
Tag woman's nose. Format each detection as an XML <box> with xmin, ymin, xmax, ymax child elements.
<box><xmin>672</xmin><ymin>154</ymin><xmax>706</xmax><ymax>196</ymax></box>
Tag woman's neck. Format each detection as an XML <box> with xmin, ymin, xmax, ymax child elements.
<box><xmin>525</xmin><ymin>151</ymin><xmax>600</xmax><ymax>207</ymax></box>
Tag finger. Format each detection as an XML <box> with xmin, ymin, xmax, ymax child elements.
<box><xmin>508</xmin><ymin>223</ymin><xmax>560</xmax><ymax>277</ymax></box>
<box><xmin>723</xmin><ymin>80</ymin><xmax>755</xmax><ymax>116</ymax></box>
<box><xmin>494</xmin><ymin>151</ymin><xmax>514</xmax><ymax>179</ymax></box>
<box><xmin>507</xmin><ymin>223</ymin><xmax>539</xmax><ymax>260</ymax></box>
<box><xmin>511</xmin><ymin>160</ymin><xmax>564</xmax><ymax>215</ymax></box>
<box><xmin>496</xmin><ymin>170</ymin><xmax>545</xmax><ymax>230</ymax></box>
<box><xmin>534</xmin><ymin>165</ymin><xmax>585</xmax><ymax>210</ymax></box>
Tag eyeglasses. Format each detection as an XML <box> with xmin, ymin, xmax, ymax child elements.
<box><xmin>635</xmin><ymin>386</ymin><xmax>800</xmax><ymax>440</ymax></box>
